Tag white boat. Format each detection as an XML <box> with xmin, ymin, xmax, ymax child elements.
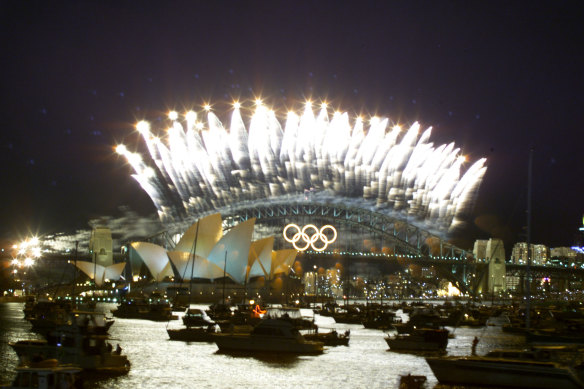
<box><xmin>181</xmin><ymin>308</ymin><xmax>215</xmax><ymax>328</ymax></box>
<box><xmin>265</xmin><ymin>307</ymin><xmax>316</xmax><ymax>330</ymax></box>
<box><xmin>426</xmin><ymin>347</ymin><xmax>584</xmax><ymax>389</ymax></box>
<box><xmin>214</xmin><ymin>318</ymin><xmax>324</xmax><ymax>354</ymax></box>
<box><xmin>2</xmin><ymin>359</ymin><xmax>82</xmax><ymax>389</ymax></box>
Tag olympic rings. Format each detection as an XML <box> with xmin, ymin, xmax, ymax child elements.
<box><xmin>283</xmin><ymin>224</ymin><xmax>337</xmax><ymax>252</ymax></box>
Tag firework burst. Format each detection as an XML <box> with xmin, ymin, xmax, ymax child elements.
<box><xmin>117</xmin><ymin>100</ymin><xmax>486</xmax><ymax>231</ymax></box>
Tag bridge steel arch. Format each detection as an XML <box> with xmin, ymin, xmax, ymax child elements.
<box><xmin>219</xmin><ymin>201</ymin><xmax>476</xmax><ymax>294</ymax></box>
<box><xmin>220</xmin><ymin>201</ymin><xmax>471</xmax><ymax>258</ymax></box>
<box><xmin>152</xmin><ymin>200</ymin><xmax>477</xmax><ymax>294</ymax></box>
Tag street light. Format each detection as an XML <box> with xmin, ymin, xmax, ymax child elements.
<box><xmin>11</xmin><ymin>236</ymin><xmax>42</xmax><ymax>295</ymax></box>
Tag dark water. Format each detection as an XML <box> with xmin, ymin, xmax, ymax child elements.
<box><xmin>0</xmin><ymin>302</ymin><xmax>526</xmax><ymax>388</ymax></box>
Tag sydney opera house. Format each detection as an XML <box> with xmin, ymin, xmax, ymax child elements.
<box><xmin>75</xmin><ymin>214</ymin><xmax>297</xmax><ymax>292</ymax></box>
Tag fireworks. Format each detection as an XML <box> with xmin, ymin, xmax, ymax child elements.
<box><xmin>117</xmin><ymin>100</ymin><xmax>486</xmax><ymax>231</ymax></box>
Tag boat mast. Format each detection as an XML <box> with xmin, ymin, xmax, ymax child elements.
<box><xmin>73</xmin><ymin>241</ymin><xmax>78</xmax><ymax>306</ymax></box>
<box><xmin>93</xmin><ymin>231</ymin><xmax>97</xmax><ymax>292</ymax></box>
<box><xmin>189</xmin><ymin>221</ymin><xmax>200</xmax><ymax>299</ymax></box>
<box><xmin>525</xmin><ymin>148</ymin><xmax>533</xmax><ymax>329</ymax></box>
<box><xmin>222</xmin><ymin>251</ymin><xmax>227</xmax><ymax>306</ymax></box>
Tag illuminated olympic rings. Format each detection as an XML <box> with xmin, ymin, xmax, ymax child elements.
<box><xmin>283</xmin><ymin>224</ymin><xmax>337</xmax><ymax>252</ymax></box>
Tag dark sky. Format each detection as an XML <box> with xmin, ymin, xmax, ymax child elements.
<box><xmin>1</xmin><ymin>1</ymin><xmax>582</xmax><ymax>252</ymax></box>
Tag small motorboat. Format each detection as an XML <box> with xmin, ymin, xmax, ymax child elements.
<box><xmin>385</xmin><ymin>328</ymin><xmax>449</xmax><ymax>352</ymax></box>
<box><xmin>167</xmin><ymin>323</ymin><xmax>219</xmax><ymax>342</ymax></box>
<box><xmin>303</xmin><ymin>329</ymin><xmax>350</xmax><ymax>346</ymax></box>
<box><xmin>399</xmin><ymin>374</ymin><xmax>427</xmax><ymax>389</ymax></box>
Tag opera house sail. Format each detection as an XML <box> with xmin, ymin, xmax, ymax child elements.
<box><xmin>128</xmin><ymin>213</ymin><xmax>296</xmax><ymax>285</ymax></box>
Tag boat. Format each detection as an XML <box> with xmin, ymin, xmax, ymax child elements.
<box><xmin>22</xmin><ymin>296</ymin><xmax>39</xmax><ymax>320</ymax></box>
<box><xmin>314</xmin><ymin>302</ymin><xmax>338</xmax><ymax>317</ymax></box>
<box><xmin>265</xmin><ymin>306</ymin><xmax>316</xmax><ymax>330</ymax></box>
<box><xmin>214</xmin><ymin>318</ymin><xmax>324</xmax><ymax>354</ymax></box>
<box><xmin>112</xmin><ymin>297</ymin><xmax>177</xmax><ymax>321</ymax></box>
<box><xmin>10</xmin><ymin>317</ymin><xmax>130</xmax><ymax>374</ymax></box>
<box><xmin>2</xmin><ymin>359</ymin><xmax>82</xmax><ymax>389</ymax></box>
<box><xmin>181</xmin><ymin>308</ymin><xmax>215</xmax><ymax>327</ymax></box>
<box><xmin>168</xmin><ymin>308</ymin><xmax>219</xmax><ymax>342</ymax></box>
<box><xmin>332</xmin><ymin>306</ymin><xmax>364</xmax><ymax>324</ymax></box>
<box><xmin>167</xmin><ymin>323</ymin><xmax>219</xmax><ymax>342</ymax></box>
<box><xmin>206</xmin><ymin>303</ymin><xmax>233</xmax><ymax>322</ymax></box>
<box><xmin>393</xmin><ymin>308</ymin><xmax>442</xmax><ymax>334</ymax></box>
<box><xmin>31</xmin><ymin>310</ymin><xmax>114</xmax><ymax>337</ymax></box>
<box><xmin>526</xmin><ymin>325</ymin><xmax>584</xmax><ymax>345</ymax></box>
<box><xmin>398</xmin><ymin>374</ymin><xmax>427</xmax><ymax>389</ymax></box>
<box><xmin>213</xmin><ymin>303</ymin><xmax>264</xmax><ymax>329</ymax></box>
<box><xmin>385</xmin><ymin>328</ymin><xmax>449</xmax><ymax>352</ymax></box>
<box><xmin>362</xmin><ymin>308</ymin><xmax>400</xmax><ymax>330</ymax></box>
<box><xmin>25</xmin><ymin>300</ymin><xmax>73</xmax><ymax>334</ymax></box>
<box><xmin>426</xmin><ymin>347</ymin><xmax>584</xmax><ymax>389</ymax></box>
<box><xmin>303</xmin><ymin>329</ymin><xmax>350</xmax><ymax>346</ymax></box>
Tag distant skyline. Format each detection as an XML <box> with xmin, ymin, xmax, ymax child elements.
<box><xmin>1</xmin><ymin>1</ymin><xmax>583</xmax><ymax>252</ymax></box>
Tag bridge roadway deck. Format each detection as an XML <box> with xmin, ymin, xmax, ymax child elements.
<box><xmin>5</xmin><ymin>252</ymin><xmax>584</xmax><ymax>297</ymax></box>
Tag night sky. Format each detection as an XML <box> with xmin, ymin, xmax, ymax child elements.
<box><xmin>1</xmin><ymin>1</ymin><xmax>582</xmax><ymax>253</ymax></box>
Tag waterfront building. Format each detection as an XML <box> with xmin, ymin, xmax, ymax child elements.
<box><xmin>505</xmin><ymin>275</ymin><xmax>520</xmax><ymax>291</ymax></box>
<box><xmin>420</xmin><ymin>267</ymin><xmax>436</xmax><ymax>279</ymax></box>
<box><xmin>534</xmin><ymin>244</ymin><xmax>550</xmax><ymax>264</ymax></box>
<box><xmin>511</xmin><ymin>243</ymin><xmax>527</xmax><ymax>264</ymax></box>
<box><xmin>550</xmin><ymin>247</ymin><xmax>577</xmax><ymax>259</ymax></box>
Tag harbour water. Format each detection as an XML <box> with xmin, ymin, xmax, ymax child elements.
<box><xmin>0</xmin><ymin>302</ymin><xmax>526</xmax><ymax>388</ymax></box>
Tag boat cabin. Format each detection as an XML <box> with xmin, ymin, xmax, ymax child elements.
<box><xmin>9</xmin><ymin>360</ymin><xmax>82</xmax><ymax>389</ymax></box>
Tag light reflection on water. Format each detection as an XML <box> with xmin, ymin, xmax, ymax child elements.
<box><xmin>0</xmin><ymin>302</ymin><xmax>525</xmax><ymax>388</ymax></box>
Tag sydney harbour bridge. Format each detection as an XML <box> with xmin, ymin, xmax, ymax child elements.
<box><xmin>108</xmin><ymin>102</ymin><xmax>583</xmax><ymax>298</ymax></box>
<box><xmin>136</xmin><ymin>199</ymin><xmax>580</xmax><ymax>297</ymax></box>
<box><xmin>26</xmin><ymin>199</ymin><xmax>582</xmax><ymax>299</ymax></box>
<box><xmin>6</xmin><ymin>102</ymin><xmax>581</xmax><ymax>299</ymax></box>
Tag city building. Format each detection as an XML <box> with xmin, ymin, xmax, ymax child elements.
<box><xmin>550</xmin><ymin>247</ymin><xmax>578</xmax><ymax>260</ymax></box>
<box><xmin>420</xmin><ymin>267</ymin><xmax>436</xmax><ymax>279</ymax></box>
<box><xmin>505</xmin><ymin>275</ymin><xmax>520</xmax><ymax>291</ymax></box>
<box><xmin>511</xmin><ymin>242</ymin><xmax>549</xmax><ymax>265</ymax></box>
